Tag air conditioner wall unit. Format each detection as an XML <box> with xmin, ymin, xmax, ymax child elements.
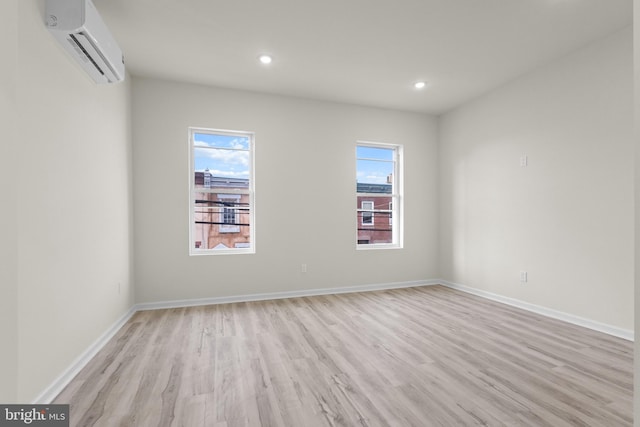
<box><xmin>46</xmin><ymin>0</ymin><xmax>125</xmax><ymax>84</ymax></box>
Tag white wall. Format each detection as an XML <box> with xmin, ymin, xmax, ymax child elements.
<box><xmin>0</xmin><ymin>0</ymin><xmax>19</xmax><ymax>404</ymax></box>
<box><xmin>132</xmin><ymin>78</ymin><xmax>439</xmax><ymax>303</ymax></box>
<box><xmin>15</xmin><ymin>0</ymin><xmax>134</xmax><ymax>402</ymax></box>
<box><xmin>439</xmin><ymin>28</ymin><xmax>634</xmax><ymax>331</ymax></box>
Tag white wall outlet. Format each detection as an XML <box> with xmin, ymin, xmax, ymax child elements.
<box><xmin>520</xmin><ymin>155</ymin><xmax>528</xmax><ymax>167</ymax></box>
<box><xmin>301</xmin><ymin>264</ymin><xmax>307</xmax><ymax>273</ymax></box>
<box><xmin>520</xmin><ymin>271</ymin><xmax>528</xmax><ymax>283</ymax></box>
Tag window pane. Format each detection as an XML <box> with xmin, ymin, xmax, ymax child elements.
<box><xmin>356</xmin><ymin>196</ymin><xmax>393</xmax><ymax>244</ymax></box>
<box><xmin>193</xmin><ymin>192</ymin><xmax>251</xmax><ymax>250</ymax></box>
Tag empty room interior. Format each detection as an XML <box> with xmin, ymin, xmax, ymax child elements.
<box><xmin>2</xmin><ymin>0</ymin><xmax>640</xmax><ymax>425</ymax></box>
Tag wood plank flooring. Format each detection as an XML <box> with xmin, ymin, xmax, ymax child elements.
<box><xmin>54</xmin><ymin>285</ymin><xmax>633</xmax><ymax>426</ymax></box>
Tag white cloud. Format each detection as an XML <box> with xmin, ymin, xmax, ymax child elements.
<box><xmin>195</xmin><ymin>147</ymin><xmax>249</xmax><ymax>167</ymax></box>
<box><xmin>230</xmin><ymin>138</ymin><xmax>248</xmax><ymax>149</ymax></box>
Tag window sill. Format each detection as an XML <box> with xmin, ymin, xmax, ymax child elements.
<box><xmin>189</xmin><ymin>248</ymin><xmax>255</xmax><ymax>256</ymax></box>
<box><xmin>356</xmin><ymin>244</ymin><xmax>402</xmax><ymax>251</ymax></box>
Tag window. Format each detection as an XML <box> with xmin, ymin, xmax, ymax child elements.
<box><xmin>361</xmin><ymin>201</ymin><xmax>374</xmax><ymax>225</ymax></box>
<box><xmin>356</xmin><ymin>142</ymin><xmax>402</xmax><ymax>248</ymax></box>
<box><xmin>222</xmin><ymin>206</ymin><xmax>235</xmax><ymax>225</ymax></box>
<box><xmin>189</xmin><ymin>128</ymin><xmax>254</xmax><ymax>254</ymax></box>
<box><xmin>218</xmin><ymin>194</ymin><xmax>241</xmax><ymax>233</ymax></box>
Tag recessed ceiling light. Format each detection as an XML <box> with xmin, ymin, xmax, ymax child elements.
<box><xmin>414</xmin><ymin>81</ymin><xmax>426</xmax><ymax>89</ymax></box>
<box><xmin>258</xmin><ymin>54</ymin><xmax>273</xmax><ymax>65</ymax></box>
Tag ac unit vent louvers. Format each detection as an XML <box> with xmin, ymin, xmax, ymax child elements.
<box><xmin>68</xmin><ymin>32</ymin><xmax>117</xmax><ymax>81</ymax></box>
<box><xmin>46</xmin><ymin>0</ymin><xmax>125</xmax><ymax>84</ymax></box>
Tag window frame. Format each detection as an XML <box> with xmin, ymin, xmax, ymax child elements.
<box><xmin>189</xmin><ymin>127</ymin><xmax>255</xmax><ymax>255</ymax></box>
<box><xmin>356</xmin><ymin>141</ymin><xmax>403</xmax><ymax>250</ymax></box>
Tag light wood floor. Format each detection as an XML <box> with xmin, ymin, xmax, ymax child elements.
<box><xmin>54</xmin><ymin>285</ymin><xmax>633</xmax><ymax>426</ymax></box>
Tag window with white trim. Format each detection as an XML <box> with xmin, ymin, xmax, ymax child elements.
<box><xmin>361</xmin><ymin>201</ymin><xmax>374</xmax><ymax>226</ymax></box>
<box><xmin>218</xmin><ymin>194</ymin><xmax>241</xmax><ymax>233</ymax></box>
<box><xmin>356</xmin><ymin>142</ymin><xmax>402</xmax><ymax>248</ymax></box>
<box><xmin>189</xmin><ymin>128</ymin><xmax>254</xmax><ymax>254</ymax></box>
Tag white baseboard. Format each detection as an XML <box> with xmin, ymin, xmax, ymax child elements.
<box><xmin>135</xmin><ymin>279</ymin><xmax>440</xmax><ymax>311</ymax></box>
<box><xmin>33</xmin><ymin>305</ymin><xmax>138</xmax><ymax>404</ymax></box>
<box><xmin>440</xmin><ymin>280</ymin><xmax>634</xmax><ymax>341</ymax></box>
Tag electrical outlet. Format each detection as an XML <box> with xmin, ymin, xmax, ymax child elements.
<box><xmin>520</xmin><ymin>155</ymin><xmax>528</xmax><ymax>167</ymax></box>
<box><xmin>301</xmin><ymin>264</ymin><xmax>307</xmax><ymax>273</ymax></box>
<box><xmin>520</xmin><ymin>271</ymin><xmax>528</xmax><ymax>283</ymax></box>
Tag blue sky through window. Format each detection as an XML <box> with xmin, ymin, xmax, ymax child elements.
<box><xmin>357</xmin><ymin>145</ymin><xmax>394</xmax><ymax>185</ymax></box>
<box><xmin>194</xmin><ymin>132</ymin><xmax>250</xmax><ymax>179</ymax></box>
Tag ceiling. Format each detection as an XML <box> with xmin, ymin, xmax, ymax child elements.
<box><xmin>93</xmin><ymin>0</ymin><xmax>632</xmax><ymax>115</ymax></box>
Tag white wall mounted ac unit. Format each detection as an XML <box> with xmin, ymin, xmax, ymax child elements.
<box><xmin>46</xmin><ymin>0</ymin><xmax>125</xmax><ymax>84</ymax></box>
